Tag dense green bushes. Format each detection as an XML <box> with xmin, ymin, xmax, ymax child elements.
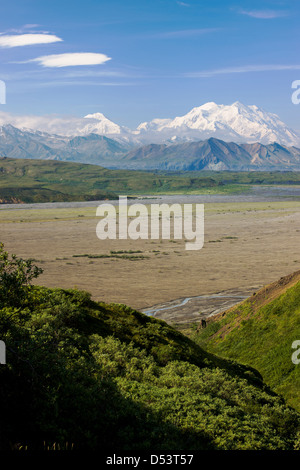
<box><xmin>1</xmin><ymin>245</ymin><xmax>300</xmax><ymax>450</ymax></box>
<box><xmin>0</xmin><ymin>242</ymin><xmax>43</xmax><ymax>307</ymax></box>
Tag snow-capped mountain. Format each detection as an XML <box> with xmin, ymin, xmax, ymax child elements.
<box><xmin>71</xmin><ymin>101</ymin><xmax>300</xmax><ymax>147</ymax></box>
<box><xmin>0</xmin><ymin>124</ymin><xmax>130</xmax><ymax>163</ymax></box>
<box><xmin>82</xmin><ymin>113</ymin><xmax>126</xmax><ymax>135</ymax></box>
<box><xmin>0</xmin><ymin>102</ymin><xmax>299</xmax><ymax>147</ymax></box>
<box><xmin>1</xmin><ymin>123</ymin><xmax>300</xmax><ymax>171</ymax></box>
<box><xmin>135</xmin><ymin>102</ymin><xmax>300</xmax><ymax>147</ymax></box>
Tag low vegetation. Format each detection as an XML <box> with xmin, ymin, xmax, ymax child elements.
<box><xmin>73</xmin><ymin>252</ymin><xmax>149</xmax><ymax>261</ymax></box>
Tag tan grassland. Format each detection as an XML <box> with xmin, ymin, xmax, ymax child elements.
<box><xmin>0</xmin><ymin>201</ymin><xmax>299</xmax><ymax>322</ymax></box>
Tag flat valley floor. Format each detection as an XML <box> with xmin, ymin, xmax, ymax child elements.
<box><xmin>1</xmin><ymin>199</ymin><xmax>299</xmax><ymax>324</ymax></box>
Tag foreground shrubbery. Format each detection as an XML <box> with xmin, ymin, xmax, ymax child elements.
<box><xmin>1</xmin><ymin>244</ymin><xmax>300</xmax><ymax>450</ymax></box>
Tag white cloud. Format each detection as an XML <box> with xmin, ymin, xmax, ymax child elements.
<box><xmin>0</xmin><ymin>33</ymin><xmax>62</xmax><ymax>48</ymax></box>
<box><xmin>30</xmin><ymin>52</ymin><xmax>111</xmax><ymax>68</ymax></box>
<box><xmin>0</xmin><ymin>110</ymin><xmax>92</xmax><ymax>135</ymax></box>
<box><xmin>185</xmin><ymin>64</ymin><xmax>300</xmax><ymax>78</ymax></box>
<box><xmin>239</xmin><ymin>9</ymin><xmax>288</xmax><ymax>19</ymax></box>
<box><xmin>25</xmin><ymin>80</ymin><xmax>136</xmax><ymax>88</ymax></box>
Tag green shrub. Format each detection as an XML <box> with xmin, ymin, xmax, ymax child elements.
<box><xmin>0</xmin><ymin>243</ymin><xmax>43</xmax><ymax>308</ymax></box>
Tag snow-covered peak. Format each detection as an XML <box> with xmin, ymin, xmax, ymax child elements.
<box><xmin>0</xmin><ymin>102</ymin><xmax>299</xmax><ymax>147</ymax></box>
<box><xmin>192</xmin><ymin>101</ymin><xmax>219</xmax><ymax>112</ymax></box>
<box><xmin>134</xmin><ymin>102</ymin><xmax>300</xmax><ymax>146</ymax></box>
<box><xmin>82</xmin><ymin>112</ymin><xmax>123</xmax><ymax>135</ymax></box>
<box><xmin>136</xmin><ymin>118</ymin><xmax>172</xmax><ymax>133</ymax></box>
<box><xmin>84</xmin><ymin>112</ymin><xmax>106</xmax><ymax>120</ymax></box>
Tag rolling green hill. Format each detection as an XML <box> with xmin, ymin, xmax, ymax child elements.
<box><xmin>1</xmin><ymin>156</ymin><xmax>300</xmax><ymax>204</ymax></box>
<box><xmin>195</xmin><ymin>271</ymin><xmax>300</xmax><ymax>412</ymax></box>
<box><xmin>0</xmin><ymin>157</ymin><xmax>238</xmax><ymax>203</ymax></box>
<box><xmin>1</xmin><ymin>244</ymin><xmax>300</xmax><ymax>450</ymax></box>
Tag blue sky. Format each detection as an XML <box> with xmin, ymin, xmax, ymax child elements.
<box><xmin>0</xmin><ymin>0</ymin><xmax>299</xmax><ymax>130</ymax></box>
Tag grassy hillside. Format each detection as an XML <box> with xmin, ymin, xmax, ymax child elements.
<box><xmin>1</xmin><ymin>244</ymin><xmax>300</xmax><ymax>450</ymax></box>
<box><xmin>188</xmin><ymin>170</ymin><xmax>300</xmax><ymax>185</ymax></box>
<box><xmin>0</xmin><ymin>157</ymin><xmax>240</xmax><ymax>203</ymax></box>
<box><xmin>1</xmin><ymin>157</ymin><xmax>300</xmax><ymax>204</ymax></box>
<box><xmin>195</xmin><ymin>271</ymin><xmax>300</xmax><ymax>411</ymax></box>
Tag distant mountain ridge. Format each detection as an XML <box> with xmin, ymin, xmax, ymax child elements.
<box><xmin>1</xmin><ymin>101</ymin><xmax>299</xmax><ymax>147</ymax></box>
<box><xmin>1</xmin><ymin>124</ymin><xmax>300</xmax><ymax>171</ymax></box>
<box><xmin>122</xmin><ymin>138</ymin><xmax>300</xmax><ymax>171</ymax></box>
<box><xmin>1</xmin><ymin>100</ymin><xmax>300</xmax><ymax>171</ymax></box>
<box><xmin>0</xmin><ymin>124</ymin><xmax>130</xmax><ymax>165</ymax></box>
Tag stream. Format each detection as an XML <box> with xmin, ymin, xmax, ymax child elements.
<box><xmin>142</xmin><ymin>293</ymin><xmax>247</xmax><ymax>316</ymax></box>
<box><xmin>140</xmin><ymin>289</ymin><xmax>256</xmax><ymax>324</ymax></box>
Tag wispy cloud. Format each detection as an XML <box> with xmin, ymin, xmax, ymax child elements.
<box><xmin>1</xmin><ymin>24</ymin><xmax>50</xmax><ymax>34</ymax></box>
<box><xmin>28</xmin><ymin>52</ymin><xmax>111</xmax><ymax>68</ymax></box>
<box><xmin>4</xmin><ymin>24</ymin><xmax>47</xmax><ymax>33</ymax></box>
<box><xmin>0</xmin><ymin>110</ymin><xmax>90</xmax><ymax>134</ymax></box>
<box><xmin>185</xmin><ymin>64</ymin><xmax>300</xmax><ymax>78</ymax></box>
<box><xmin>154</xmin><ymin>28</ymin><xmax>219</xmax><ymax>39</ymax></box>
<box><xmin>30</xmin><ymin>80</ymin><xmax>136</xmax><ymax>89</ymax></box>
<box><xmin>239</xmin><ymin>9</ymin><xmax>288</xmax><ymax>19</ymax></box>
<box><xmin>0</xmin><ymin>110</ymin><xmax>126</xmax><ymax>135</ymax></box>
<box><xmin>176</xmin><ymin>1</ymin><xmax>190</xmax><ymax>7</ymax></box>
<box><xmin>62</xmin><ymin>70</ymin><xmax>129</xmax><ymax>78</ymax></box>
<box><xmin>0</xmin><ymin>33</ymin><xmax>62</xmax><ymax>48</ymax></box>
<box><xmin>23</xmin><ymin>24</ymin><xmax>41</xmax><ymax>29</ymax></box>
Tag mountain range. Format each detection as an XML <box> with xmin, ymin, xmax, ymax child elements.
<box><xmin>1</xmin><ymin>102</ymin><xmax>300</xmax><ymax>171</ymax></box>
<box><xmin>121</xmin><ymin>139</ymin><xmax>300</xmax><ymax>171</ymax></box>
<box><xmin>77</xmin><ymin>101</ymin><xmax>300</xmax><ymax>147</ymax></box>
